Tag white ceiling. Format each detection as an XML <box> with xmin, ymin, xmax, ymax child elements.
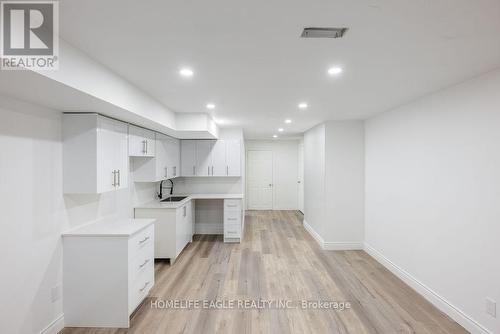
<box><xmin>59</xmin><ymin>0</ymin><xmax>500</xmax><ymax>139</ymax></box>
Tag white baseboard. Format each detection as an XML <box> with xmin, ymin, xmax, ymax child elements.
<box><xmin>39</xmin><ymin>314</ymin><xmax>64</xmax><ymax>334</ymax></box>
<box><xmin>195</xmin><ymin>223</ymin><xmax>223</xmax><ymax>235</ymax></box>
<box><xmin>363</xmin><ymin>243</ymin><xmax>491</xmax><ymax>334</ymax></box>
<box><xmin>323</xmin><ymin>241</ymin><xmax>364</xmax><ymax>250</ymax></box>
<box><xmin>302</xmin><ymin>220</ymin><xmax>363</xmax><ymax>250</ymax></box>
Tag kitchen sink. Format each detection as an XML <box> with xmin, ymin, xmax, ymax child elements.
<box><xmin>160</xmin><ymin>196</ymin><xmax>188</xmax><ymax>202</ymax></box>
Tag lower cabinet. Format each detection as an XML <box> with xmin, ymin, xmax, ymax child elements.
<box><xmin>134</xmin><ymin>200</ymin><xmax>194</xmax><ymax>264</ymax></box>
<box><xmin>63</xmin><ymin>223</ymin><xmax>154</xmax><ymax>328</ymax></box>
<box><xmin>223</xmin><ymin>199</ymin><xmax>243</xmax><ymax>242</ymax></box>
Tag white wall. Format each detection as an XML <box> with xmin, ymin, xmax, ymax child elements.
<box><xmin>303</xmin><ymin>124</ymin><xmax>326</xmax><ymax>236</ymax></box>
<box><xmin>0</xmin><ymin>96</ymin><xmax>157</xmax><ymax>334</ymax></box>
<box><xmin>324</xmin><ymin>121</ymin><xmax>365</xmax><ymax>244</ymax></box>
<box><xmin>303</xmin><ymin>121</ymin><xmax>364</xmax><ymax>249</ymax></box>
<box><xmin>245</xmin><ymin>140</ymin><xmax>300</xmax><ymax>210</ymax></box>
<box><xmin>365</xmin><ymin>69</ymin><xmax>500</xmax><ymax>334</ymax></box>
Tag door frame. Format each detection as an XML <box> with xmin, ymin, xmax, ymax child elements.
<box><xmin>246</xmin><ymin>149</ymin><xmax>274</xmax><ymax>210</ymax></box>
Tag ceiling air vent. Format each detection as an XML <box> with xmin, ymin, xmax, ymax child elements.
<box><xmin>300</xmin><ymin>27</ymin><xmax>348</xmax><ymax>39</ymax></box>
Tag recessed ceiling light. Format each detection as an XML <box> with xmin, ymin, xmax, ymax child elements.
<box><xmin>206</xmin><ymin>103</ymin><xmax>215</xmax><ymax>110</ymax></box>
<box><xmin>328</xmin><ymin>67</ymin><xmax>343</xmax><ymax>75</ymax></box>
<box><xmin>298</xmin><ymin>103</ymin><xmax>308</xmax><ymax>109</ymax></box>
<box><xmin>273</xmin><ymin>134</ymin><xmax>278</xmax><ymax>138</ymax></box>
<box><xmin>278</xmin><ymin>128</ymin><xmax>284</xmax><ymax>132</ymax></box>
<box><xmin>179</xmin><ymin>68</ymin><xmax>194</xmax><ymax>77</ymax></box>
<box><xmin>285</xmin><ymin>119</ymin><xmax>292</xmax><ymax>124</ymax></box>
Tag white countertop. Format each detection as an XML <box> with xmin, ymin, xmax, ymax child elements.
<box><xmin>135</xmin><ymin>193</ymin><xmax>244</xmax><ymax>209</ymax></box>
<box><xmin>62</xmin><ymin>218</ymin><xmax>155</xmax><ymax>237</ymax></box>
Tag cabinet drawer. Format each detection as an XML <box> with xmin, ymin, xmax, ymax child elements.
<box><xmin>224</xmin><ymin>199</ymin><xmax>241</xmax><ymax>211</ymax></box>
<box><xmin>129</xmin><ymin>260</ymin><xmax>154</xmax><ymax>314</ymax></box>
<box><xmin>224</xmin><ymin>228</ymin><xmax>241</xmax><ymax>238</ymax></box>
<box><xmin>129</xmin><ymin>225</ymin><xmax>154</xmax><ymax>258</ymax></box>
<box><xmin>224</xmin><ymin>222</ymin><xmax>241</xmax><ymax>234</ymax></box>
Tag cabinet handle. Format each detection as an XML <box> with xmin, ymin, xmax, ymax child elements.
<box><xmin>112</xmin><ymin>170</ymin><xmax>117</xmax><ymax>186</ymax></box>
<box><xmin>142</xmin><ymin>140</ymin><xmax>147</xmax><ymax>154</ymax></box>
<box><xmin>227</xmin><ymin>218</ymin><xmax>237</xmax><ymax>221</ymax></box>
<box><xmin>117</xmin><ymin>170</ymin><xmax>121</xmax><ymax>187</ymax></box>
<box><xmin>145</xmin><ymin>140</ymin><xmax>148</xmax><ymax>154</ymax></box>
<box><xmin>139</xmin><ymin>259</ymin><xmax>150</xmax><ymax>268</ymax></box>
<box><xmin>211</xmin><ymin>166</ymin><xmax>214</xmax><ymax>175</ymax></box>
<box><xmin>183</xmin><ymin>206</ymin><xmax>186</xmax><ymax>217</ymax></box>
<box><xmin>173</xmin><ymin>166</ymin><xmax>176</xmax><ymax>176</ymax></box>
<box><xmin>227</xmin><ymin>204</ymin><xmax>238</xmax><ymax>207</ymax></box>
<box><xmin>208</xmin><ymin>166</ymin><xmax>210</xmax><ymax>175</ymax></box>
<box><xmin>165</xmin><ymin>167</ymin><xmax>168</xmax><ymax>178</ymax></box>
<box><xmin>193</xmin><ymin>166</ymin><xmax>195</xmax><ymax>175</ymax></box>
<box><xmin>226</xmin><ymin>166</ymin><xmax>229</xmax><ymax>176</ymax></box>
<box><xmin>139</xmin><ymin>236</ymin><xmax>150</xmax><ymax>244</ymax></box>
<box><xmin>139</xmin><ymin>281</ymin><xmax>150</xmax><ymax>292</ymax></box>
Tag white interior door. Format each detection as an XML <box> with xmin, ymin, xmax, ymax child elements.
<box><xmin>297</xmin><ymin>142</ymin><xmax>304</xmax><ymax>213</ymax></box>
<box><xmin>247</xmin><ymin>150</ymin><xmax>273</xmax><ymax>210</ymax></box>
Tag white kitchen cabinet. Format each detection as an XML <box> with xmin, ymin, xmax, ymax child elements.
<box><xmin>165</xmin><ymin>136</ymin><xmax>180</xmax><ymax>178</ymax></box>
<box><xmin>62</xmin><ymin>219</ymin><xmax>155</xmax><ymax>328</ymax></box>
<box><xmin>134</xmin><ymin>200</ymin><xmax>194</xmax><ymax>264</ymax></box>
<box><xmin>129</xmin><ymin>125</ymin><xmax>155</xmax><ymax>157</ymax></box>
<box><xmin>212</xmin><ymin>140</ymin><xmax>227</xmax><ymax>176</ymax></box>
<box><xmin>63</xmin><ymin>113</ymin><xmax>128</xmax><ymax>194</ymax></box>
<box><xmin>224</xmin><ymin>199</ymin><xmax>243</xmax><ymax>242</ymax></box>
<box><xmin>196</xmin><ymin>140</ymin><xmax>213</xmax><ymax>176</ymax></box>
<box><xmin>180</xmin><ymin>139</ymin><xmax>242</xmax><ymax>177</ymax></box>
<box><xmin>226</xmin><ymin>140</ymin><xmax>241</xmax><ymax>176</ymax></box>
<box><xmin>132</xmin><ymin>133</ymin><xmax>180</xmax><ymax>182</ymax></box>
<box><xmin>181</xmin><ymin>140</ymin><xmax>196</xmax><ymax>176</ymax></box>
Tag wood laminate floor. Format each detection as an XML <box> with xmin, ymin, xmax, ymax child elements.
<box><xmin>62</xmin><ymin>210</ymin><xmax>467</xmax><ymax>334</ymax></box>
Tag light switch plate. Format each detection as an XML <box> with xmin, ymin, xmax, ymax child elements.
<box><xmin>486</xmin><ymin>298</ymin><xmax>496</xmax><ymax>318</ymax></box>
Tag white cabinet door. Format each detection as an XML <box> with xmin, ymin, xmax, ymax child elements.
<box><xmin>98</xmin><ymin>116</ymin><xmax>128</xmax><ymax>192</ymax></box>
<box><xmin>226</xmin><ymin>140</ymin><xmax>241</xmax><ymax>176</ymax></box>
<box><xmin>129</xmin><ymin>125</ymin><xmax>155</xmax><ymax>157</ymax></box>
<box><xmin>155</xmin><ymin>134</ymin><xmax>169</xmax><ymax>180</ymax></box>
<box><xmin>165</xmin><ymin>137</ymin><xmax>180</xmax><ymax>178</ymax></box>
<box><xmin>181</xmin><ymin>140</ymin><xmax>196</xmax><ymax>176</ymax></box>
<box><xmin>212</xmin><ymin>140</ymin><xmax>227</xmax><ymax>176</ymax></box>
<box><xmin>196</xmin><ymin>140</ymin><xmax>213</xmax><ymax>176</ymax></box>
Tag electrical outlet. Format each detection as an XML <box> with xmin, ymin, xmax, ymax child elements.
<box><xmin>486</xmin><ymin>298</ymin><xmax>496</xmax><ymax>318</ymax></box>
<box><xmin>51</xmin><ymin>285</ymin><xmax>61</xmax><ymax>303</ymax></box>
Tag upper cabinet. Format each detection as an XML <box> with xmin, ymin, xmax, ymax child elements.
<box><xmin>132</xmin><ymin>133</ymin><xmax>180</xmax><ymax>182</ymax></box>
<box><xmin>129</xmin><ymin>125</ymin><xmax>155</xmax><ymax>157</ymax></box>
<box><xmin>225</xmin><ymin>140</ymin><xmax>241</xmax><ymax>176</ymax></box>
<box><xmin>63</xmin><ymin>114</ymin><xmax>129</xmax><ymax>194</ymax></box>
<box><xmin>180</xmin><ymin>139</ymin><xmax>241</xmax><ymax>177</ymax></box>
<box><xmin>180</xmin><ymin>140</ymin><xmax>196</xmax><ymax>176</ymax></box>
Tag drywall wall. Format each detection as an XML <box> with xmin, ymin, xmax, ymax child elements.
<box><xmin>245</xmin><ymin>140</ymin><xmax>300</xmax><ymax>210</ymax></box>
<box><xmin>303</xmin><ymin>124</ymin><xmax>326</xmax><ymax>238</ymax></box>
<box><xmin>0</xmin><ymin>96</ymin><xmax>157</xmax><ymax>334</ymax></box>
<box><xmin>303</xmin><ymin>121</ymin><xmax>364</xmax><ymax>249</ymax></box>
<box><xmin>365</xmin><ymin>69</ymin><xmax>500</xmax><ymax>334</ymax></box>
<box><xmin>324</xmin><ymin>121</ymin><xmax>364</xmax><ymax>246</ymax></box>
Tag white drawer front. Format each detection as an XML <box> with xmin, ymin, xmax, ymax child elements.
<box><xmin>129</xmin><ymin>260</ymin><xmax>154</xmax><ymax>314</ymax></box>
<box><xmin>129</xmin><ymin>225</ymin><xmax>154</xmax><ymax>258</ymax></box>
<box><xmin>224</xmin><ymin>199</ymin><xmax>241</xmax><ymax>211</ymax></box>
<box><xmin>224</xmin><ymin>222</ymin><xmax>241</xmax><ymax>237</ymax></box>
